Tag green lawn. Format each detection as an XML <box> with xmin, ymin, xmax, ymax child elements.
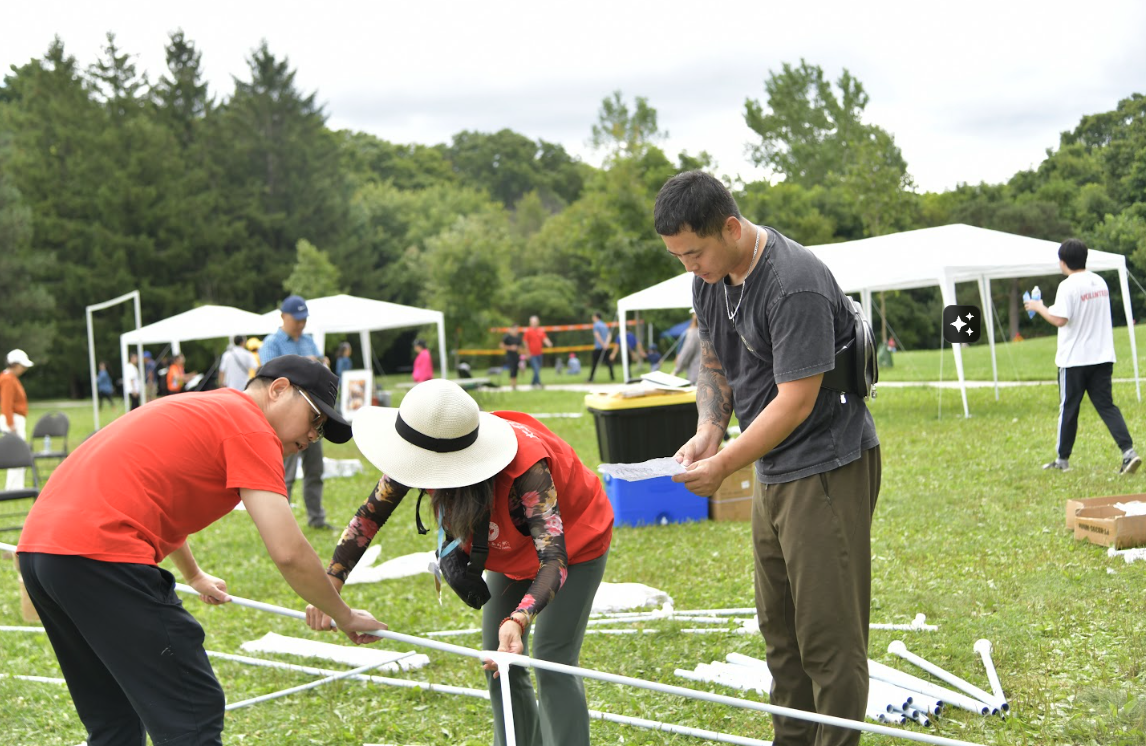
<box><xmin>3</xmin><ymin>361</ymin><xmax>1146</xmax><ymax>745</ymax></box>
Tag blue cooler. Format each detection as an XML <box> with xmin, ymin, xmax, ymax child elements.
<box><xmin>601</xmin><ymin>473</ymin><xmax>709</xmax><ymax>527</ymax></box>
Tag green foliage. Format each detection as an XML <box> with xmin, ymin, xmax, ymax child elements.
<box><xmin>590</xmin><ymin>91</ymin><xmax>666</xmax><ymax>159</ymax></box>
<box><xmin>283</xmin><ymin>239</ymin><xmax>344</xmax><ymax>298</ymax></box>
<box><xmin>446</xmin><ymin>129</ymin><xmax>584</xmax><ymax>207</ymax></box>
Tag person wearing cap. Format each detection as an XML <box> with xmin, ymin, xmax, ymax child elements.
<box><xmin>16</xmin><ymin>354</ymin><xmax>385</xmax><ymax>746</ymax></box>
<box><xmin>308</xmin><ymin>379</ymin><xmax>614</xmax><ymax>746</ymax></box>
<box><xmin>1</xmin><ymin>349</ymin><xmax>34</xmax><ymax>489</ymax></box>
<box><xmin>260</xmin><ymin>294</ymin><xmax>332</xmax><ymax>529</ymax></box>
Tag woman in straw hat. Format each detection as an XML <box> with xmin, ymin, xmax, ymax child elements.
<box><xmin>308</xmin><ymin>379</ymin><xmax>613</xmax><ymax>746</ymax></box>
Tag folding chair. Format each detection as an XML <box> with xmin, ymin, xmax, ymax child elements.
<box><xmin>0</xmin><ymin>433</ymin><xmax>41</xmax><ymax>533</ymax></box>
<box><xmin>31</xmin><ymin>411</ymin><xmax>69</xmax><ymax>471</ymax></box>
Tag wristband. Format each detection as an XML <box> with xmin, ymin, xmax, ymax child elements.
<box><xmin>500</xmin><ymin>614</ymin><xmax>527</xmax><ymax>635</ymax></box>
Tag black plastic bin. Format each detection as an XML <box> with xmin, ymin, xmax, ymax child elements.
<box><xmin>584</xmin><ymin>391</ymin><xmax>697</xmax><ymax>463</ymax></box>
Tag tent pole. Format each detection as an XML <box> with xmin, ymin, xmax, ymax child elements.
<box><xmin>940</xmin><ymin>275</ymin><xmax>970</xmax><ymax>418</ymax></box>
<box><xmin>437</xmin><ymin>315</ymin><xmax>448</xmax><ymax>380</ymax></box>
<box><xmin>619</xmin><ymin>310</ymin><xmax>630</xmax><ymax>382</ymax></box>
<box><xmin>359</xmin><ymin>331</ymin><xmax>372</xmax><ymax>377</ymax></box>
<box><xmin>978</xmin><ymin>277</ymin><xmax>999</xmax><ymax>401</ymax></box>
<box><xmin>1118</xmin><ymin>264</ymin><xmax>1140</xmax><ymax>402</ymax></box>
<box><xmin>87</xmin><ymin>307</ymin><xmax>100</xmax><ymax>430</ymax></box>
<box><xmin>134</xmin><ymin>294</ymin><xmax>145</xmax><ymax>406</ymax></box>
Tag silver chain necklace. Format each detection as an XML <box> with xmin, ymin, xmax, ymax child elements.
<box><xmin>724</xmin><ymin>227</ymin><xmax>762</xmax><ymax>321</ymax></box>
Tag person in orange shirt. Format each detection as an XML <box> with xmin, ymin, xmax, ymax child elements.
<box><xmin>166</xmin><ymin>353</ymin><xmax>187</xmax><ymax>394</ymax></box>
<box><xmin>521</xmin><ymin>315</ymin><xmax>554</xmax><ymax>389</ymax></box>
<box><xmin>309</xmin><ymin>380</ymin><xmax>613</xmax><ymax>746</ymax></box>
<box><xmin>1</xmin><ymin>349</ymin><xmax>34</xmax><ymax>490</ymax></box>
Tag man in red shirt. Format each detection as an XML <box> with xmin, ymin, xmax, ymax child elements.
<box><xmin>17</xmin><ymin>355</ymin><xmax>385</xmax><ymax>746</ymax></box>
<box><xmin>521</xmin><ymin>315</ymin><xmax>553</xmax><ymax>389</ymax></box>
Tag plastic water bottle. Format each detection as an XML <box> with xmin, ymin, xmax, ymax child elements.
<box><xmin>1028</xmin><ymin>286</ymin><xmax>1041</xmax><ymax>319</ymax></box>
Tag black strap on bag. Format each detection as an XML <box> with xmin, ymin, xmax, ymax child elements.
<box><xmin>821</xmin><ymin>298</ymin><xmax>878</xmax><ymax>400</ymax></box>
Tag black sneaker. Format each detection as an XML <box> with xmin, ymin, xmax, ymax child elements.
<box><xmin>1120</xmin><ymin>451</ymin><xmax>1141</xmax><ymax>475</ymax></box>
<box><xmin>309</xmin><ymin>521</ymin><xmax>336</xmax><ymax>530</ymax></box>
<box><xmin>1043</xmin><ymin>459</ymin><xmax>1070</xmax><ymax>472</ymax></box>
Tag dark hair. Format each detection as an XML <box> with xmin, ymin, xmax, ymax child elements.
<box><xmin>431</xmin><ymin>476</ymin><xmax>496</xmax><ymax>543</ymax></box>
<box><xmin>414</xmin><ymin>338</ymin><xmax>426</xmax><ymax>349</ymax></box>
<box><xmin>592</xmin><ymin>312</ymin><xmax>601</xmax><ymax>321</ymax></box>
<box><xmin>1059</xmin><ymin>238</ymin><xmax>1088</xmax><ymax>270</ymax></box>
<box><xmin>654</xmin><ymin>170</ymin><xmax>742</xmax><ymax>237</ymax></box>
<box><xmin>233</xmin><ymin>335</ymin><xmax>245</xmax><ymax>346</ymax></box>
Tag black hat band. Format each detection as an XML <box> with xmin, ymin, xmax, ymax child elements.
<box><xmin>395</xmin><ymin>413</ymin><xmax>478</xmax><ymax>453</ymax></box>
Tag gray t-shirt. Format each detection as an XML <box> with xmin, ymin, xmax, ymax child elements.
<box><xmin>219</xmin><ymin>346</ymin><xmax>256</xmax><ymax>391</ymax></box>
<box><xmin>695</xmin><ymin>226</ymin><xmax>878</xmax><ymax>484</ymax></box>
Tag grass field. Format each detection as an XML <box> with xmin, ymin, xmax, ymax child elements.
<box><xmin>3</xmin><ymin>342</ymin><xmax>1146</xmax><ymax>745</ymax></box>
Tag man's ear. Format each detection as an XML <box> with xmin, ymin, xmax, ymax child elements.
<box><xmin>268</xmin><ymin>377</ymin><xmax>293</xmax><ymax>401</ymax></box>
<box><xmin>723</xmin><ymin>216</ymin><xmax>743</xmax><ymax>243</ymax></box>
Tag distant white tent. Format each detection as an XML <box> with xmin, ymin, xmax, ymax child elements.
<box><xmin>115</xmin><ymin>305</ymin><xmax>278</xmax><ymax>408</ymax></box>
<box><xmin>259</xmin><ymin>294</ymin><xmax>447</xmax><ymax>380</ymax></box>
<box><xmin>614</xmin><ymin>224</ymin><xmax>1139</xmax><ymax>416</ymax></box>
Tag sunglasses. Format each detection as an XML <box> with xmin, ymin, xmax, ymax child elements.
<box><xmin>294</xmin><ymin>386</ymin><xmax>326</xmax><ymax>441</ymax></box>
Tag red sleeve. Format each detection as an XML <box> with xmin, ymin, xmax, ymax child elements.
<box><xmin>0</xmin><ymin>377</ymin><xmax>14</xmax><ymax>429</ymax></box>
<box><xmin>222</xmin><ymin>431</ymin><xmax>287</xmax><ymax>495</ymax></box>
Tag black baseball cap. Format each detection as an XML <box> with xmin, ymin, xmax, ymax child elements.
<box><xmin>255</xmin><ymin>355</ymin><xmax>352</xmax><ymax>443</ymax></box>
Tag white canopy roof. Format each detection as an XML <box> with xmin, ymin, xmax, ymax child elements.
<box><xmin>260</xmin><ymin>294</ymin><xmax>447</xmax><ymax>380</ymax></box>
<box><xmin>614</xmin><ymin>224</ymin><xmax>1139</xmax><ymax>414</ymax></box>
<box><xmin>120</xmin><ymin>305</ymin><xmax>276</xmax><ymax>347</ymax></box>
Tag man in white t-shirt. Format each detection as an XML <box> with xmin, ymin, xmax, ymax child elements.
<box><xmin>123</xmin><ymin>352</ymin><xmax>142</xmax><ymax>410</ymax></box>
<box><xmin>1025</xmin><ymin>238</ymin><xmax>1140</xmax><ymax>474</ymax></box>
<box><xmin>218</xmin><ymin>335</ymin><xmax>256</xmax><ymax>391</ymax></box>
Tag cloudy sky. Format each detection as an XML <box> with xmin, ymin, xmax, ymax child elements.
<box><xmin>4</xmin><ymin>0</ymin><xmax>1145</xmax><ymax>193</ymax></box>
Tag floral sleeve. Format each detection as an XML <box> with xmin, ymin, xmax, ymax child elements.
<box><xmin>327</xmin><ymin>474</ymin><xmax>410</xmax><ymax>582</ymax></box>
<box><xmin>506</xmin><ymin>459</ymin><xmax>568</xmax><ymax>623</ymax></box>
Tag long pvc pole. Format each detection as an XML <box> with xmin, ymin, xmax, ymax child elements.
<box><xmin>173</xmin><ymin>585</ymin><xmax>990</xmax><ymax>746</ymax></box>
<box><xmin>212</xmin><ymin>651</ymin><xmax>776</xmax><ymax>746</ymax></box>
<box><xmin>870</xmin><ymin>659</ymin><xmax>992</xmax><ymax>717</ymax></box>
<box><xmin>224</xmin><ymin>659</ymin><xmax>389</xmax><ymax>711</ymax></box>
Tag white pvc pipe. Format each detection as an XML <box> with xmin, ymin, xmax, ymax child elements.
<box><xmin>0</xmin><ymin>626</ymin><xmax>46</xmax><ymax>633</ymax></box>
<box><xmin>889</xmin><ymin>641</ymin><xmax>1002</xmax><ymax>715</ymax></box>
<box><xmin>213</xmin><ymin>650</ymin><xmax>776</xmax><ymax>746</ymax></box>
<box><xmin>173</xmin><ymin>585</ymin><xmax>991</xmax><ymax>746</ymax></box>
<box><xmin>224</xmin><ymin>659</ymin><xmax>389</xmax><ymax>711</ymax></box>
<box><xmin>207</xmin><ymin>651</ymin><xmax>488</xmax><ymax>699</ymax></box>
<box><xmin>871</xmin><ymin>614</ymin><xmax>938</xmax><ymax>632</ymax></box>
<box><xmin>870</xmin><ymin>659</ymin><xmax>990</xmax><ymax>717</ymax></box>
<box><xmin>0</xmin><ymin>673</ymin><xmax>67</xmax><ymax>684</ymax></box>
<box><xmin>973</xmin><ymin>639</ymin><xmax>1008</xmax><ymax>712</ymax></box>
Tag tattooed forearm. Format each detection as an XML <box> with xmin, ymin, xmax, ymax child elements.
<box><xmin>697</xmin><ymin>339</ymin><xmax>733</xmax><ymax>428</ymax></box>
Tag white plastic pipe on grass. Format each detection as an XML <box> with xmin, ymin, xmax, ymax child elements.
<box><xmin>972</xmin><ymin>639</ymin><xmax>1008</xmax><ymax>712</ymax></box>
<box><xmin>888</xmin><ymin>641</ymin><xmax>1002</xmax><ymax>715</ymax></box>
<box><xmin>0</xmin><ymin>673</ymin><xmax>67</xmax><ymax>684</ymax></box>
<box><xmin>223</xmin><ymin>659</ymin><xmax>391</xmax><ymax>711</ymax></box>
<box><xmin>871</xmin><ymin>614</ymin><xmax>939</xmax><ymax>632</ymax></box>
<box><xmin>173</xmin><ymin>585</ymin><xmax>993</xmax><ymax>746</ymax></box>
<box><xmin>0</xmin><ymin>626</ymin><xmax>46</xmax><ymax>633</ymax></box>
<box><xmin>870</xmin><ymin>659</ymin><xmax>989</xmax><ymax>716</ymax></box>
<box><xmin>216</xmin><ymin>650</ymin><xmax>776</xmax><ymax>746</ymax></box>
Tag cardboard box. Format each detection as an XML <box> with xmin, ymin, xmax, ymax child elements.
<box><xmin>1065</xmin><ymin>494</ymin><xmax>1146</xmax><ymax>531</ymax></box>
<box><xmin>1073</xmin><ymin>504</ymin><xmax>1146</xmax><ymax>549</ymax></box>
<box><xmin>710</xmin><ymin>466</ymin><xmax>755</xmax><ymax>522</ymax></box>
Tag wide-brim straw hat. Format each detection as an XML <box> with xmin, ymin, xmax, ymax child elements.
<box><xmin>352</xmin><ymin>379</ymin><xmax>518</xmax><ymax>489</ymax></box>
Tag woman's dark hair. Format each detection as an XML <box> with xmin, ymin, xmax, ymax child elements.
<box><xmin>654</xmin><ymin>170</ymin><xmax>742</xmax><ymax>237</ymax></box>
<box><xmin>431</xmin><ymin>476</ymin><xmax>496</xmax><ymax>542</ymax></box>
<box><xmin>413</xmin><ymin>338</ymin><xmax>426</xmax><ymax>349</ymax></box>
<box><xmin>1059</xmin><ymin>238</ymin><xmax>1088</xmax><ymax>270</ymax></box>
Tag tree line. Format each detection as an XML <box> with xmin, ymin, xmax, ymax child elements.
<box><xmin>2</xmin><ymin>34</ymin><xmax>1144</xmax><ymax>398</ymax></box>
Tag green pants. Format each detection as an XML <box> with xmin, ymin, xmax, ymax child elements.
<box><xmin>753</xmin><ymin>446</ymin><xmax>881</xmax><ymax>746</ymax></box>
<box><xmin>482</xmin><ymin>551</ymin><xmax>608</xmax><ymax>746</ymax></box>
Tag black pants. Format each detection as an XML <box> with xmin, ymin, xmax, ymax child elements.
<box><xmin>129</xmin><ymin>394</ymin><xmax>141</xmax><ymax>410</ymax></box>
<box><xmin>18</xmin><ymin>553</ymin><xmax>225</xmax><ymax>746</ymax></box>
<box><xmin>588</xmin><ymin>348</ymin><xmax>614</xmax><ymax>381</ymax></box>
<box><xmin>1056</xmin><ymin>363</ymin><xmax>1133</xmax><ymax>459</ymax></box>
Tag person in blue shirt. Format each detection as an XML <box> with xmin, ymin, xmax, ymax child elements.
<box><xmin>96</xmin><ymin>361</ymin><xmax>115</xmax><ymax>408</ymax></box>
<box><xmin>260</xmin><ymin>295</ymin><xmax>333</xmax><ymax>529</ymax></box>
<box><xmin>334</xmin><ymin>342</ymin><xmax>354</xmax><ymax>379</ymax></box>
<box><xmin>587</xmin><ymin>312</ymin><xmax>614</xmax><ymax>382</ymax></box>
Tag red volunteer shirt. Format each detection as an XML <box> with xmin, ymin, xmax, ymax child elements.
<box><xmin>522</xmin><ymin>327</ymin><xmax>549</xmax><ymax>357</ymax></box>
<box><xmin>18</xmin><ymin>389</ymin><xmax>286</xmax><ymax>565</ymax></box>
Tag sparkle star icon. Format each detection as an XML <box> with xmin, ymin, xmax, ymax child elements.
<box><xmin>943</xmin><ymin>305</ymin><xmax>982</xmax><ymax>344</ymax></box>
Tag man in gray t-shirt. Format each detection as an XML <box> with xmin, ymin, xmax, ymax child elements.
<box><xmin>655</xmin><ymin>171</ymin><xmax>880</xmax><ymax>746</ymax></box>
<box><xmin>218</xmin><ymin>335</ymin><xmax>256</xmax><ymax>391</ymax></box>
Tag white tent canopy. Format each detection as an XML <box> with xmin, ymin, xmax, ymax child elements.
<box><xmin>614</xmin><ymin>224</ymin><xmax>1139</xmax><ymax>416</ymax></box>
<box><xmin>259</xmin><ymin>294</ymin><xmax>447</xmax><ymax>380</ymax></box>
<box><xmin>115</xmin><ymin>305</ymin><xmax>279</xmax><ymax>408</ymax></box>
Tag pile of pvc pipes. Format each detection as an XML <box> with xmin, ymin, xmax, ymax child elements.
<box><xmin>675</xmin><ymin>639</ymin><xmax>1009</xmax><ymax>729</ymax></box>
